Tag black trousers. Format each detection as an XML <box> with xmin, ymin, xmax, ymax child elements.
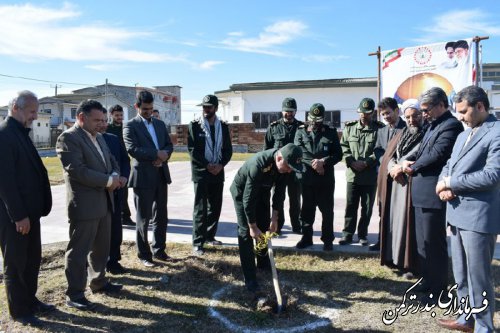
<box><xmin>122</xmin><ymin>186</ymin><xmax>132</xmax><ymax>220</ymax></box>
<box><xmin>260</xmin><ymin>174</ymin><xmax>301</xmax><ymax>233</ymax></box>
<box><xmin>343</xmin><ymin>182</ymin><xmax>377</xmax><ymax>239</ymax></box>
<box><xmin>192</xmin><ymin>180</ymin><xmax>224</xmax><ymax>246</ymax></box>
<box><xmin>299</xmin><ymin>181</ymin><xmax>335</xmax><ymax>244</ymax></box>
<box><xmin>133</xmin><ymin>174</ymin><xmax>168</xmax><ymax>261</ymax></box>
<box><xmin>230</xmin><ymin>184</ymin><xmax>270</xmax><ymax>284</ymax></box>
<box><xmin>109</xmin><ymin>188</ymin><xmax>124</xmax><ymax>264</ymax></box>
<box><xmin>414</xmin><ymin>206</ymin><xmax>448</xmax><ymax>293</ymax></box>
<box><xmin>0</xmin><ymin>217</ymin><xmax>41</xmax><ymax>318</ymax></box>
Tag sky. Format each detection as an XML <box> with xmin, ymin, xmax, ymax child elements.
<box><xmin>0</xmin><ymin>0</ymin><xmax>499</xmax><ymax>123</ymax></box>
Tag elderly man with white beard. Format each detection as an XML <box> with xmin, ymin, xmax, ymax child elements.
<box><xmin>377</xmin><ymin>99</ymin><xmax>424</xmax><ymax>278</ymax></box>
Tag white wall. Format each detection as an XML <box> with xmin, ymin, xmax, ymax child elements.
<box><xmin>32</xmin><ymin>114</ymin><xmax>51</xmax><ymax>146</ymax></box>
<box><xmin>218</xmin><ymin>86</ymin><xmax>377</xmax><ymax>128</ymax></box>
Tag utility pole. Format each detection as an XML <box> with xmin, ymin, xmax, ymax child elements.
<box><xmin>368</xmin><ymin>46</ymin><xmax>381</xmax><ymax>120</ymax></box>
<box><xmin>51</xmin><ymin>84</ymin><xmax>62</xmax><ymax>96</ymax></box>
<box><xmin>472</xmin><ymin>36</ymin><xmax>489</xmax><ymax>87</ymax></box>
<box><xmin>105</xmin><ymin>78</ymin><xmax>108</xmax><ymax>109</ymax></box>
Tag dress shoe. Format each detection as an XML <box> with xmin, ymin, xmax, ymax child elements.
<box><xmin>141</xmin><ymin>259</ymin><xmax>156</xmax><ymax>267</ymax></box>
<box><xmin>192</xmin><ymin>246</ymin><xmax>205</xmax><ymax>256</ymax></box>
<box><xmin>66</xmin><ymin>297</ymin><xmax>97</xmax><ymax>311</ymax></box>
<box><xmin>323</xmin><ymin>243</ymin><xmax>333</xmax><ymax>251</ymax></box>
<box><xmin>368</xmin><ymin>242</ymin><xmax>380</xmax><ymax>251</ymax></box>
<box><xmin>93</xmin><ymin>282</ymin><xmax>123</xmax><ymax>294</ymax></box>
<box><xmin>12</xmin><ymin>314</ymin><xmax>42</xmax><ymax>326</ymax></box>
<box><xmin>402</xmin><ymin>272</ymin><xmax>416</xmax><ymax>280</ymax></box>
<box><xmin>153</xmin><ymin>252</ymin><xmax>172</xmax><ymax>261</ymax></box>
<box><xmin>295</xmin><ymin>237</ymin><xmax>313</xmax><ymax>249</ymax></box>
<box><xmin>106</xmin><ymin>262</ymin><xmax>126</xmax><ymax>275</ymax></box>
<box><xmin>292</xmin><ymin>227</ymin><xmax>302</xmax><ymax>234</ymax></box>
<box><xmin>206</xmin><ymin>239</ymin><xmax>223</xmax><ymax>246</ymax></box>
<box><xmin>121</xmin><ymin>217</ymin><xmax>135</xmax><ymax>226</ymax></box>
<box><xmin>338</xmin><ymin>236</ymin><xmax>353</xmax><ymax>245</ymax></box>
<box><xmin>32</xmin><ymin>299</ymin><xmax>56</xmax><ymax>314</ymax></box>
<box><xmin>437</xmin><ymin>319</ymin><xmax>473</xmax><ymax>332</ymax></box>
<box><xmin>359</xmin><ymin>238</ymin><xmax>369</xmax><ymax>246</ymax></box>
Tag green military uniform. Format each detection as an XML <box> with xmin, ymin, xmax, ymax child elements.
<box><xmin>294</xmin><ymin>103</ymin><xmax>343</xmax><ymax>250</ymax></box>
<box><xmin>340</xmin><ymin>98</ymin><xmax>385</xmax><ymax>243</ymax></box>
<box><xmin>230</xmin><ymin>144</ymin><xmax>303</xmax><ymax>291</ymax></box>
<box><xmin>263</xmin><ymin>99</ymin><xmax>304</xmax><ymax>234</ymax></box>
<box><xmin>188</xmin><ymin>95</ymin><xmax>233</xmax><ymax>251</ymax></box>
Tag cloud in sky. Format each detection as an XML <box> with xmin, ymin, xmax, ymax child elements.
<box><xmin>220</xmin><ymin>20</ymin><xmax>307</xmax><ymax>56</ymax></box>
<box><xmin>0</xmin><ymin>3</ymin><xmax>187</xmax><ymax>63</ymax></box>
<box><xmin>414</xmin><ymin>9</ymin><xmax>500</xmax><ymax>42</ymax></box>
<box><xmin>195</xmin><ymin>61</ymin><xmax>225</xmax><ymax>70</ymax></box>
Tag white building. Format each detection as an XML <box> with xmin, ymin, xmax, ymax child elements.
<box><xmin>215</xmin><ymin>78</ymin><xmax>376</xmax><ymax>130</ymax></box>
<box><xmin>31</xmin><ymin>112</ymin><xmax>52</xmax><ymax>147</ymax></box>
<box><xmin>215</xmin><ymin>63</ymin><xmax>500</xmax><ymax>129</ymax></box>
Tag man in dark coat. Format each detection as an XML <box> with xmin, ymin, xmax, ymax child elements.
<box><xmin>100</xmin><ymin>109</ymin><xmax>130</xmax><ymax>274</ymax></box>
<box><xmin>402</xmin><ymin>87</ymin><xmax>463</xmax><ymax>300</ymax></box>
<box><xmin>0</xmin><ymin>91</ymin><xmax>53</xmax><ymax>326</ymax></box>
<box><xmin>123</xmin><ymin>90</ymin><xmax>174</xmax><ymax>267</ymax></box>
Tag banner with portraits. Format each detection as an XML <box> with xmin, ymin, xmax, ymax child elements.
<box><xmin>381</xmin><ymin>38</ymin><xmax>474</xmax><ymax>105</ymax></box>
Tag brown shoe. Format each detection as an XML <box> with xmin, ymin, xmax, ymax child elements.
<box><xmin>436</xmin><ymin>319</ymin><xmax>473</xmax><ymax>332</ymax></box>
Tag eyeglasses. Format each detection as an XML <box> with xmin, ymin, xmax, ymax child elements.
<box><xmin>420</xmin><ymin>105</ymin><xmax>434</xmax><ymax>113</ymax></box>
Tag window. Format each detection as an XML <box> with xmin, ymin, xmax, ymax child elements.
<box><xmin>43</xmin><ymin>108</ymin><xmax>51</xmax><ymax>114</ymax></box>
<box><xmin>37</xmin><ymin>122</ymin><xmax>40</xmax><ymax>127</ymax></box>
<box><xmin>233</xmin><ymin>116</ymin><xmax>239</xmax><ymax>121</ymax></box>
<box><xmin>71</xmin><ymin>108</ymin><xmax>77</xmax><ymax>119</ymax></box>
<box><xmin>252</xmin><ymin>112</ymin><xmax>282</xmax><ymax>130</ymax></box>
<box><xmin>46</xmin><ymin>123</ymin><xmax>48</xmax><ymax>127</ymax></box>
<box><xmin>304</xmin><ymin>110</ymin><xmax>341</xmax><ymax>128</ymax></box>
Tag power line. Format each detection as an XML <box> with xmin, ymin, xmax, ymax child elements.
<box><xmin>0</xmin><ymin>73</ymin><xmax>94</xmax><ymax>86</ymax></box>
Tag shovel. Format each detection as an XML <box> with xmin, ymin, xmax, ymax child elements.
<box><xmin>267</xmin><ymin>238</ymin><xmax>287</xmax><ymax>314</ymax></box>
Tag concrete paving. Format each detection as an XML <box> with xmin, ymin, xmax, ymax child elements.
<box><xmin>1</xmin><ymin>161</ymin><xmax>498</xmax><ymax>271</ymax></box>
<box><xmin>40</xmin><ymin>161</ymin><xmax>500</xmax><ymax>258</ymax></box>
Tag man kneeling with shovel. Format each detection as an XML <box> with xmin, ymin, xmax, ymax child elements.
<box><xmin>230</xmin><ymin>143</ymin><xmax>305</xmax><ymax>292</ymax></box>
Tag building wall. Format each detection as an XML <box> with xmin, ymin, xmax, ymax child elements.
<box><xmin>31</xmin><ymin>113</ymin><xmax>51</xmax><ymax>147</ymax></box>
<box><xmin>217</xmin><ymin>86</ymin><xmax>377</xmax><ymax>128</ymax></box>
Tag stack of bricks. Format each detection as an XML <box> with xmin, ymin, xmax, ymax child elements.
<box><xmin>171</xmin><ymin>123</ymin><xmax>265</xmax><ymax>152</ymax></box>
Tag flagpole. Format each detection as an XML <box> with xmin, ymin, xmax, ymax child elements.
<box><xmin>368</xmin><ymin>46</ymin><xmax>381</xmax><ymax>120</ymax></box>
<box><xmin>472</xmin><ymin>36</ymin><xmax>488</xmax><ymax>87</ymax></box>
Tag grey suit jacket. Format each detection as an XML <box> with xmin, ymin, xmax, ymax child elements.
<box><xmin>123</xmin><ymin>116</ymin><xmax>173</xmax><ymax>188</ymax></box>
<box><xmin>439</xmin><ymin>115</ymin><xmax>500</xmax><ymax>234</ymax></box>
<box><xmin>56</xmin><ymin>125</ymin><xmax>119</xmax><ymax>221</ymax></box>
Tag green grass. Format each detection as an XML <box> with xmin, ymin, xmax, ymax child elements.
<box><xmin>42</xmin><ymin>153</ymin><xmax>254</xmax><ymax>185</ymax></box>
<box><xmin>1</xmin><ymin>242</ymin><xmax>499</xmax><ymax>332</ymax></box>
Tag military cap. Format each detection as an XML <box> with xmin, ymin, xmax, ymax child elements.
<box><xmin>280</xmin><ymin>143</ymin><xmax>305</xmax><ymax>173</ymax></box>
<box><xmin>282</xmin><ymin>97</ymin><xmax>297</xmax><ymax>112</ymax></box>
<box><xmin>308</xmin><ymin>103</ymin><xmax>325</xmax><ymax>122</ymax></box>
<box><xmin>357</xmin><ymin>98</ymin><xmax>375</xmax><ymax>113</ymax></box>
<box><xmin>197</xmin><ymin>94</ymin><xmax>218</xmax><ymax>107</ymax></box>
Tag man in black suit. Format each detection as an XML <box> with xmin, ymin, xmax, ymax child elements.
<box><xmin>123</xmin><ymin>90</ymin><xmax>174</xmax><ymax>267</ymax></box>
<box><xmin>402</xmin><ymin>87</ymin><xmax>463</xmax><ymax>299</ymax></box>
<box><xmin>99</xmin><ymin>109</ymin><xmax>130</xmax><ymax>274</ymax></box>
<box><xmin>0</xmin><ymin>91</ymin><xmax>53</xmax><ymax>326</ymax></box>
